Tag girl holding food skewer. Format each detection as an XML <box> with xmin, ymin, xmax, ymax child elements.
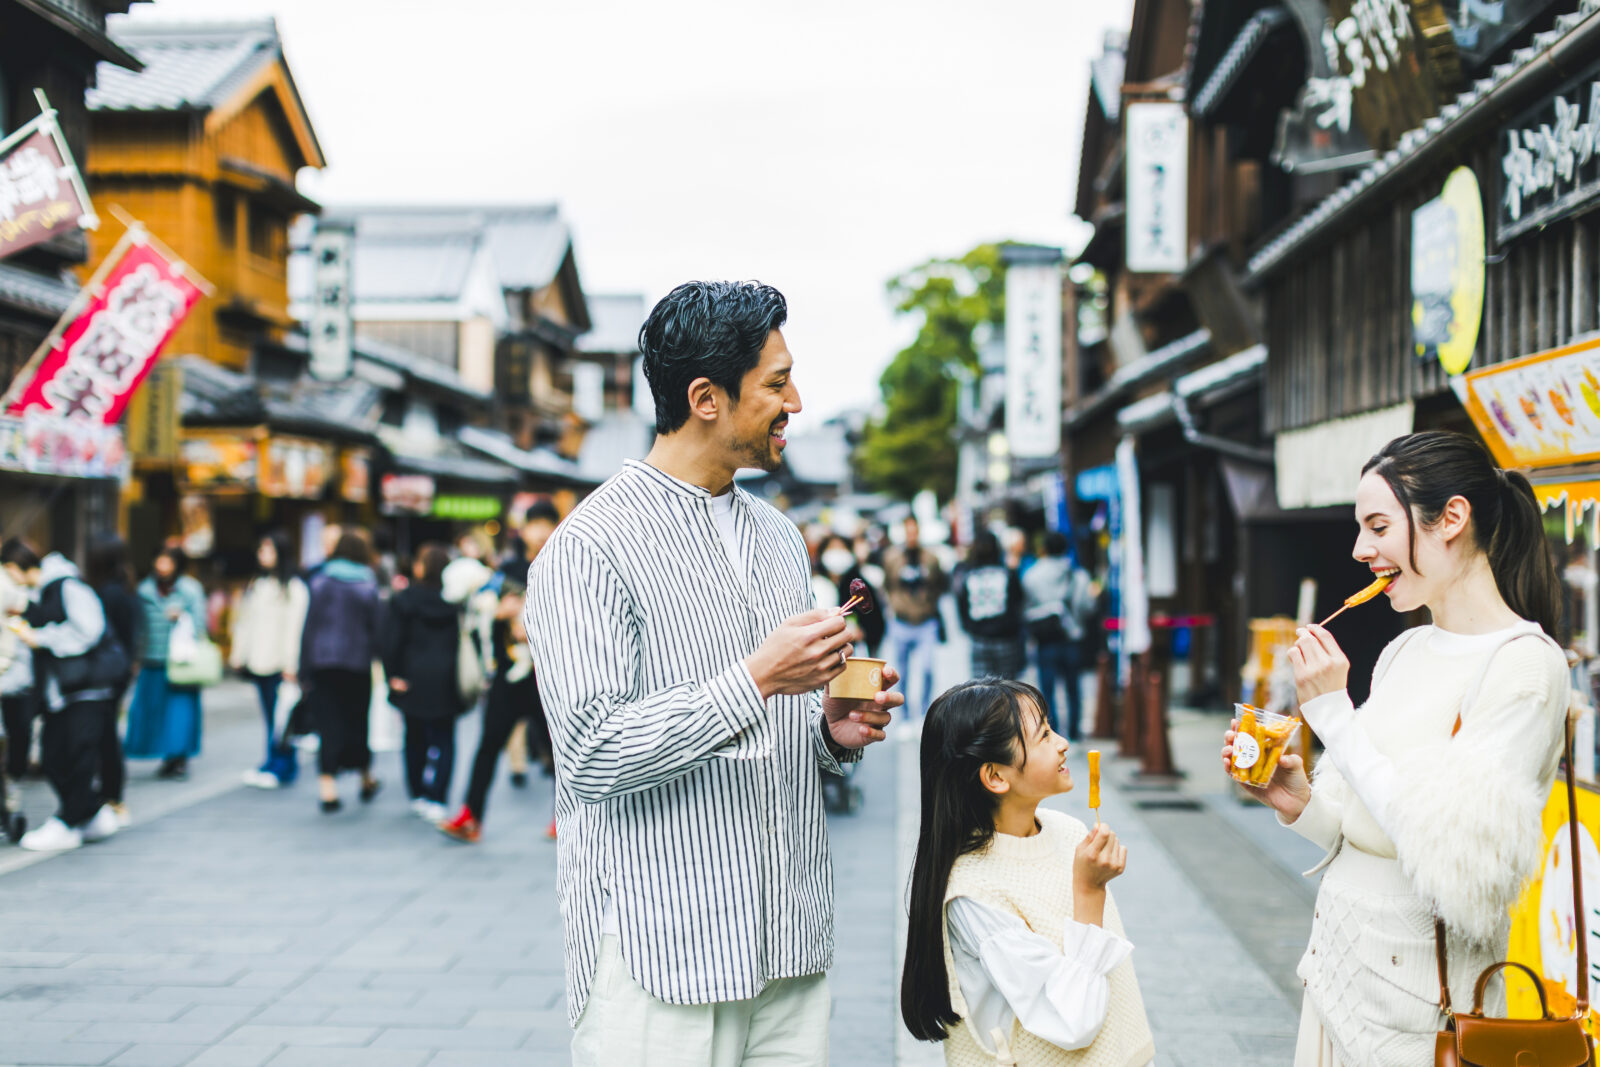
<box><xmin>1221</xmin><ymin>430</ymin><xmax>1572</xmax><ymax>1067</ymax></box>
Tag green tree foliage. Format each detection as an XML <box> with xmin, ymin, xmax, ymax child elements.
<box><xmin>855</xmin><ymin>242</ymin><xmax>1007</xmax><ymax>502</ymax></box>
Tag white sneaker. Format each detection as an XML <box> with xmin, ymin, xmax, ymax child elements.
<box><xmin>109</xmin><ymin>802</ymin><xmax>132</xmax><ymax>828</ymax></box>
<box><xmin>413</xmin><ymin>800</ymin><xmax>446</xmax><ymax>822</ymax></box>
<box><xmin>81</xmin><ymin>805</ymin><xmax>119</xmax><ymax>843</ymax></box>
<box><xmin>242</xmin><ymin>769</ymin><xmax>280</xmax><ymax>790</ymax></box>
<box><xmin>19</xmin><ymin>817</ymin><xmax>81</xmax><ymax>852</ymax></box>
<box><xmin>409</xmin><ymin>798</ymin><xmax>433</xmax><ymax>819</ymax></box>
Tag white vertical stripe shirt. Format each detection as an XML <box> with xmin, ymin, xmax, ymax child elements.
<box><xmin>527</xmin><ymin>460</ymin><xmax>860</xmax><ymax>1026</ymax></box>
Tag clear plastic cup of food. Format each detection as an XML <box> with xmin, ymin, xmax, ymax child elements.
<box><xmin>1229</xmin><ymin>704</ymin><xmax>1301</xmax><ymax>787</ymax></box>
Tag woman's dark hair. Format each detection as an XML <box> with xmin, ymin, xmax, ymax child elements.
<box><xmin>330</xmin><ymin>531</ymin><xmax>372</xmax><ymax>567</ymax></box>
<box><xmin>967</xmin><ymin>530</ymin><xmax>1001</xmax><ymax>569</ymax></box>
<box><xmin>639</xmin><ymin>280</ymin><xmax>788</xmax><ymax>435</ymax></box>
<box><xmin>86</xmin><ymin>534</ymin><xmax>133</xmax><ymax>590</ymax></box>
<box><xmin>0</xmin><ymin>537</ymin><xmax>41</xmax><ymax>572</ymax></box>
<box><xmin>257</xmin><ymin>531</ymin><xmax>295</xmax><ymax>585</ymax></box>
<box><xmin>1041</xmin><ymin>530</ymin><xmax>1069</xmax><ymax>558</ymax></box>
<box><xmin>151</xmin><ymin>545</ymin><xmax>187</xmax><ymax>577</ymax></box>
<box><xmin>1363</xmin><ymin>431</ymin><xmax>1560</xmax><ymax>636</ymax></box>
<box><xmin>902</xmin><ymin>678</ymin><xmax>1045</xmax><ymax>1042</ymax></box>
<box><xmin>413</xmin><ymin>542</ymin><xmax>450</xmax><ymax>587</ymax></box>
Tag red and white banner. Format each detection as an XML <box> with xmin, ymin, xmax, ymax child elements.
<box><xmin>0</xmin><ymin>94</ymin><xmax>97</xmax><ymax>260</ymax></box>
<box><xmin>4</xmin><ymin>228</ymin><xmax>206</xmax><ymax>424</ymax></box>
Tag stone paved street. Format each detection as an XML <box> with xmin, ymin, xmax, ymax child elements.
<box><xmin>1</xmin><ymin>628</ymin><xmax>1320</xmax><ymax>1067</ymax></box>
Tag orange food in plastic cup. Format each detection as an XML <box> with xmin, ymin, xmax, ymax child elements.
<box><xmin>1229</xmin><ymin>703</ymin><xmax>1300</xmax><ymax>786</ymax></box>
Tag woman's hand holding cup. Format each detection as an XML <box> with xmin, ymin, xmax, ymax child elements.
<box><xmin>1222</xmin><ymin>722</ymin><xmax>1311</xmax><ymax>822</ymax></box>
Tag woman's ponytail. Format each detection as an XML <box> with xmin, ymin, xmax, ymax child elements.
<box><xmin>1487</xmin><ymin>468</ymin><xmax>1561</xmax><ymax>637</ymax></box>
<box><xmin>1363</xmin><ymin>432</ymin><xmax>1562</xmax><ymax>637</ymax></box>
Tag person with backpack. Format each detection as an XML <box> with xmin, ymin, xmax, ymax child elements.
<box><xmin>955</xmin><ymin>531</ymin><xmax>1026</xmax><ymax>682</ymax></box>
<box><xmin>1021</xmin><ymin>531</ymin><xmax>1096</xmax><ymax>740</ymax></box>
<box><xmin>2</xmin><ymin>539</ymin><xmax>128</xmax><ymax>852</ymax></box>
<box><xmin>83</xmin><ymin>535</ymin><xmax>140</xmax><ymax>825</ymax></box>
<box><xmin>382</xmin><ymin>543</ymin><xmax>472</xmax><ymax>823</ymax></box>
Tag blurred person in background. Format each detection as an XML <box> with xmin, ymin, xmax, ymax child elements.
<box><xmin>301</xmin><ymin>531</ymin><xmax>382</xmax><ymax>813</ymax></box>
<box><xmin>4</xmin><ymin>538</ymin><xmax>126</xmax><ymax>852</ymax></box>
<box><xmin>956</xmin><ymin>530</ymin><xmax>1025</xmax><ymax>681</ymax></box>
<box><xmin>817</xmin><ymin>531</ymin><xmax>884</xmax><ymax>657</ymax></box>
<box><xmin>883</xmin><ymin>515</ymin><xmax>946</xmax><ymax>722</ymax></box>
<box><xmin>230</xmin><ymin>532</ymin><xmax>307</xmax><ymax>789</ymax></box>
<box><xmin>0</xmin><ymin>556</ymin><xmax>37</xmax><ymax>812</ymax></box>
<box><xmin>500</xmin><ymin>502</ymin><xmax>560</xmax><ymax>784</ymax></box>
<box><xmin>125</xmin><ymin>547</ymin><xmax>206</xmax><ymax>781</ymax></box>
<box><xmin>439</xmin><ymin>578</ymin><xmax>543</xmax><ymax>843</ymax></box>
<box><xmin>1021</xmin><ymin>531</ymin><xmax>1095</xmax><ymax>739</ymax></box>
<box><xmin>84</xmin><ymin>535</ymin><xmax>139</xmax><ymax>824</ymax></box>
<box><xmin>383</xmin><ymin>542</ymin><xmax>470</xmax><ymax>823</ymax></box>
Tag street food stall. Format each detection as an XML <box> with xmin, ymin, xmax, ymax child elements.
<box><xmin>1457</xmin><ymin>333</ymin><xmax>1600</xmax><ymax>1018</ymax></box>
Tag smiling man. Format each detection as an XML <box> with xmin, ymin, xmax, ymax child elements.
<box><xmin>527</xmin><ymin>280</ymin><xmax>903</xmax><ymax>1066</ymax></box>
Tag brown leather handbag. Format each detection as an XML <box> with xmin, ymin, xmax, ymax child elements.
<box><xmin>1434</xmin><ymin>717</ymin><xmax>1594</xmax><ymax>1067</ymax></box>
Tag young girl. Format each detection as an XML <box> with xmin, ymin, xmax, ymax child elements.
<box><xmin>903</xmin><ymin>678</ymin><xmax>1155</xmax><ymax>1066</ymax></box>
<box><xmin>1225</xmin><ymin>431</ymin><xmax>1570</xmax><ymax>1066</ymax></box>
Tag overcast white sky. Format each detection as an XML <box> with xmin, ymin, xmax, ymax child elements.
<box><xmin>126</xmin><ymin>0</ymin><xmax>1134</xmax><ymax>422</ymax></box>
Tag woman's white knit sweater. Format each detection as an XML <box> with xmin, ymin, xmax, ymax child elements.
<box><xmin>229</xmin><ymin>577</ymin><xmax>307</xmax><ymax>678</ymax></box>
<box><xmin>941</xmin><ymin>810</ymin><xmax>1155</xmax><ymax>1067</ymax></box>
<box><xmin>1286</xmin><ymin>622</ymin><xmax>1569</xmax><ymax>1066</ymax></box>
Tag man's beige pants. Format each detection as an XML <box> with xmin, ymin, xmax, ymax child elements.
<box><xmin>571</xmin><ymin>935</ymin><xmax>830</xmax><ymax>1066</ymax></box>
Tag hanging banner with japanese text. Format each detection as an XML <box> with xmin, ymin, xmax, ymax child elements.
<box><xmin>4</xmin><ymin>228</ymin><xmax>206</xmax><ymax>424</ymax></box>
<box><xmin>1003</xmin><ymin>258</ymin><xmax>1063</xmax><ymax>458</ymax></box>
<box><xmin>1125</xmin><ymin>102</ymin><xmax>1188</xmax><ymax>273</ymax></box>
<box><xmin>0</xmin><ymin>97</ymin><xmax>97</xmax><ymax>261</ymax></box>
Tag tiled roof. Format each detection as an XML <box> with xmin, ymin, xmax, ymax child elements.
<box><xmin>1247</xmin><ymin>8</ymin><xmax>1600</xmax><ymax>280</ymax></box>
<box><xmin>279</xmin><ymin>330</ymin><xmax>491</xmax><ymax>406</ymax></box>
<box><xmin>177</xmin><ymin>353</ymin><xmax>380</xmax><ymax>441</ymax></box>
<box><xmin>576</xmin><ymin>294</ymin><xmax>647</xmax><ymax>355</ymax></box>
<box><xmin>0</xmin><ymin>262</ymin><xmax>78</xmax><ymax>318</ymax></box>
<box><xmin>351</xmin><ymin>233</ymin><xmax>480</xmax><ymax>304</ymax></box>
<box><xmin>321</xmin><ymin>205</ymin><xmax>571</xmax><ymax>297</ymax></box>
<box><xmin>458</xmin><ymin>425</ymin><xmax>598</xmax><ymax>488</ymax></box>
<box><xmin>1192</xmin><ymin>7</ymin><xmax>1291</xmax><ymax>117</ymax></box>
<box><xmin>89</xmin><ymin>18</ymin><xmax>280</xmax><ymax>112</ymax></box>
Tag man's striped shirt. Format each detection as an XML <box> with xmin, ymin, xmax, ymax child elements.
<box><xmin>526</xmin><ymin>460</ymin><xmax>858</xmax><ymax>1025</ymax></box>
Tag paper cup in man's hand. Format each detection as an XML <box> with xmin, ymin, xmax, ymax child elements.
<box><xmin>828</xmin><ymin>657</ymin><xmax>887</xmax><ymax>701</ymax></box>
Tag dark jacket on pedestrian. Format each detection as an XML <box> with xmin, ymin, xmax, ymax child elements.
<box><xmin>94</xmin><ymin>581</ymin><xmax>142</xmax><ymax>677</ymax></box>
<box><xmin>26</xmin><ymin>554</ymin><xmax>119</xmax><ymax>710</ymax></box>
<box><xmin>381</xmin><ymin>583</ymin><xmax>466</xmax><ymax>721</ymax></box>
<box><xmin>955</xmin><ymin>563</ymin><xmax>1024</xmax><ymax>641</ymax></box>
<box><xmin>300</xmin><ymin>560</ymin><xmax>381</xmax><ymax>675</ymax></box>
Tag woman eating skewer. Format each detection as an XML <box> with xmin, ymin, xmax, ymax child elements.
<box><xmin>1220</xmin><ymin>431</ymin><xmax>1571</xmax><ymax>1067</ymax></box>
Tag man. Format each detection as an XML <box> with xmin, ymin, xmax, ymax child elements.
<box><xmin>498</xmin><ymin>502</ymin><xmax>560</xmax><ymax>786</ymax></box>
<box><xmin>882</xmin><ymin>515</ymin><xmax>946</xmax><ymax>721</ymax></box>
<box><xmin>528</xmin><ymin>280</ymin><xmax>901</xmax><ymax>1065</ymax></box>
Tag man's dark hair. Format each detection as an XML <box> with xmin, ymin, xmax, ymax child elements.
<box><xmin>0</xmin><ymin>538</ymin><xmax>41</xmax><ymax>572</ymax></box>
<box><xmin>523</xmin><ymin>500</ymin><xmax>560</xmax><ymax>527</ymax></box>
<box><xmin>639</xmin><ymin>280</ymin><xmax>787</xmax><ymax>435</ymax></box>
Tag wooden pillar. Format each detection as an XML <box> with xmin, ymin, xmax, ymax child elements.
<box><xmin>1140</xmin><ymin>665</ymin><xmax>1177</xmax><ymax>777</ymax></box>
<box><xmin>1092</xmin><ymin>652</ymin><xmax>1116</xmax><ymax>739</ymax></box>
<box><xmin>1119</xmin><ymin>652</ymin><xmax>1144</xmax><ymax>759</ymax></box>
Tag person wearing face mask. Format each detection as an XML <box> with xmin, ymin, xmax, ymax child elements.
<box><xmin>817</xmin><ymin>532</ymin><xmax>884</xmax><ymax>657</ymax></box>
<box><xmin>1221</xmin><ymin>431</ymin><xmax>1572</xmax><ymax>1067</ymax></box>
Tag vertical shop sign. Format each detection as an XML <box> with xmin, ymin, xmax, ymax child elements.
<box><xmin>1411</xmin><ymin>166</ymin><xmax>1485</xmax><ymax>375</ymax></box>
<box><xmin>1003</xmin><ymin>257</ymin><xmax>1063</xmax><ymax>459</ymax></box>
<box><xmin>1125</xmin><ymin>102</ymin><xmax>1188</xmax><ymax>273</ymax></box>
<box><xmin>308</xmin><ymin>223</ymin><xmax>353</xmax><ymax>381</ymax></box>
<box><xmin>1</xmin><ymin>223</ymin><xmax>208</xmax><ymax>423</ymax></box>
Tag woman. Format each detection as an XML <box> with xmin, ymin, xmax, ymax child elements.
<box><xmin>817</xmin><ymin>532</ymin><xmax>885</xmax><ymax>656</ymax></box>
<box><xmin>230</xmin><ymin>532</ymin><xmax>307</xmax><ymax>789</ymax></box>
<box><xmin>301</xmin><ymin>531</ymin><xmax>382</xmax><ymax>813</ymax></box>
<box><xmin>955</xmin><ymin>530</ymin><xmax>1025</xmax><ymax>680</ymax></box>
<box><xmin>84</xmin><ymin>535</ymin><xmax>140</xmax><ymax>822</ymax></box>
<box><xmin>1222</xmin><ymin>431</ymin><xmax>1570</xmax><ymax>1067</ymax></box>
<box><xmin>125</xmin><ymin>547</ymin><xmax>206</xmax><ymax>780</ymax></box>
<box><xmin>383</xmin><ymin>542</ymin><xmax>469</xmax><ymax>823</ymax></box>
<box><xmin>1021</xmin><ymin>531</ymin><xmax>1094</xmax><ymax>739</ymax></box>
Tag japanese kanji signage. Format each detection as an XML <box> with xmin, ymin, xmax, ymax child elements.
<box><xmin>1125</xmin><ymin>102</ymin><xmax>1188</xmax><ymax>273</ymax></box>
<box><xmin>308</xmin><ymin>223</ymin><xmax>353</xmax><ymax>381</ymax></box>
<box><xmin>1497</xmin><ymin>56</ymin><xmax>1600</xmax><ymax>245</ymax></box>
<box><xmin>0</xmin><ymin>93</ymin><xmax>96</xmax><ymax>261</ymax></box>
<box><xmin>1318</xmin><ymin>0</ymin><xmax>1460</xmax><ymax>153</ymax></box>
<box><xmin>3</xmin><ymin>226</ymin><xmax>207</xmax><ymax>424</ymax></box>
<box><xmin>1003</xmin><ymin>254</ymin><xmax>1063</xmax><ymax>459</ymax></box>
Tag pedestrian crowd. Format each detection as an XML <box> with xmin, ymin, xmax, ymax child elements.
<box><xmin>0</xmin><ymin>277</ymin><xmax>1579</xmax><ymax>1067</ymax></box>
<box><xmin>0</xmin><ymin>499</ymin><xmax>566</xmax><ymax>853</ymax></box>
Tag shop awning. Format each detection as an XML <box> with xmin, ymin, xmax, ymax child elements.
<box><xmin>1114</xmin><ymin>344</ymin><xmax>1268</xmax><ymax>435</ymax></box>
<box><xmin>1273</xmin><ymin>402</ymin><xmax>1414</xmax><ymax>509</ymax></box>
<box><xmin>385</xmin><ymin>447</ymin><xmax>518</xmax><ymax>488</ymax></box>
<box><xmin>1068</xmin><ymin>328</ymin><xmax>1212</xmax><ymax>431</ymax></box>
<box><xmin>457</xmin><ymin>425</ymin><xmax>599</xmax><ymax>489</ymax></box>
<box><xmin>1454</xmin><ymin>334</ymin><xmax>1600</xmax><ymax>472</ymax></box>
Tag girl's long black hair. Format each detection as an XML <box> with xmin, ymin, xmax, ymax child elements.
<box><xmin>1363</xmin><ymin>431</ymin><xmax>1560</xmax><ymax>637</ymax></box>
<box><xmin>901</xmin><ymin>678</ymin><xmax>1044</xmax><ymax>1042</ymax></box>
<box><xmin>257</xmin><ymin>531</ymin><xmax>294</xmax><ymax>586</ymax></box>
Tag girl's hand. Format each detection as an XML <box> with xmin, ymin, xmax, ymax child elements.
<box><xmin>389</xmin><ymin>678</ymin><xmax>409</xmax><ymax>693</ymax></box>
<box><xmin>1286</xmin><ymin>624</ymin><xmax>1348</xmax><ymax>704</ymax></box>
<box><xmin>1222</xmin><ymin>723</ymin><xmax>1311</xmax><ymax>821</ymax></box>
<box><xmin>1073</xmin><ymin>823</ymin><xmax>1126</xmax><ymax>890</ymax></box>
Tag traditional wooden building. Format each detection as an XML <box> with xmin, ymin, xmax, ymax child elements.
<box><xmin>0</xmin><ymin>0</ymin><xmax>143</xmax><ymax>557</ymax></box>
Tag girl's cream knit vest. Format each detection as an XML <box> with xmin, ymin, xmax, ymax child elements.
<box><xmin>940</xmin><ymin>809</ymin><xmax>1155</xmax><ymax>1067</ymax></box>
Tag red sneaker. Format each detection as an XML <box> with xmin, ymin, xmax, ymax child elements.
<box><xmin>437</xmin><ymin>806</ymin><xmax>481</xmax><ymax>843</ymax></box>
<box><xmin>545</xmin><ymin>817</ymin><xmax>557</xmax><ymax>840</ymax></box>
